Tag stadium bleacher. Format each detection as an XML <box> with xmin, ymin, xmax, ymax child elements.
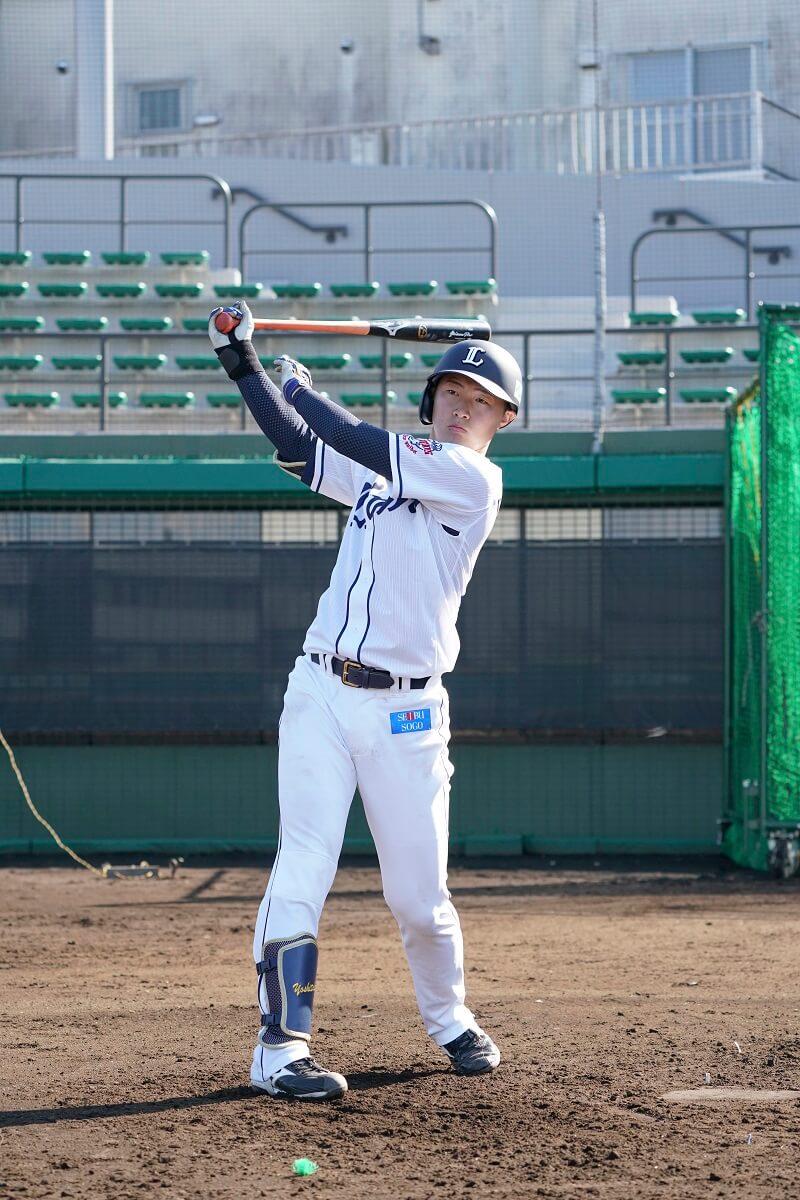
<box><xmin>0</xmin><ymin>230</ymin><xmax>775</xmax><ymax>432</ymax></box>
<box><xmin>0</xmin><ymin>248</ymin><xmax>502</xmax><ymax>430</ymax></box>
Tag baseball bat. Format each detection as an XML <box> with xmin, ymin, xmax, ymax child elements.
<box><xmin>214</xmin><ymin>313</ymin><xmax>491</xmax><ymax>343</ymax></box>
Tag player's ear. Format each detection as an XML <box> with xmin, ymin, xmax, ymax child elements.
<box><xmin>497</xmin><ymin>404</ymin><xmax>517</xmax><ymax>430</ymax></box>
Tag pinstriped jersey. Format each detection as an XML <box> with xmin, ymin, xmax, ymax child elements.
<box><xmin>302</xmin><ymin>432</ymin><xmax>503</xmax><ymax>678</ymax></box>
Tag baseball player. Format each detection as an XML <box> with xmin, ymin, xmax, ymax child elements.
<box><xmin>208</xmin><ymin>302</ymin><xmax>521</xmax><ymax>1101</ymax></box>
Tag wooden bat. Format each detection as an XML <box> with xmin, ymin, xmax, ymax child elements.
<box><xmin>214</xmin><ymin>312</ymin><xmax>491</xmax><ymax>343</ymax></box>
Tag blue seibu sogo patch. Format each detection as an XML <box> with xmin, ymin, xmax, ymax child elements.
<box><xmin>390</xmin><ymin>708</ymin><xmax>432</xmax><ymax>734</ymax></box>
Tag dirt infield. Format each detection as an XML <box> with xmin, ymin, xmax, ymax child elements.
<box><xmin>2</xmin><ymin>856</ymin><xmax>799</xmax><ymax>1199</ymax></box>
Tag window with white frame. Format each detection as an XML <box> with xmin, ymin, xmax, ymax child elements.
<box><xmin>625</xmin><ymin>45</ymin><xmax>758</xmax><ymax>169</ymax></box>
<box><xmin>131</xmin><ymin>83</ymin><xmax>188</xmax><ymax>134</ymax></box>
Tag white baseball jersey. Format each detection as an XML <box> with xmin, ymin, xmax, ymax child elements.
<box><xmin>302</xmin><ymin>431</ymin><xmax>503</xmax><ymax>678</ymax></box>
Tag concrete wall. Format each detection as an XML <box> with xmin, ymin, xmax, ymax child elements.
<box><xmin>3</xmin><ymin>155</ymin><xmax>799</xmax><ymax>310</ymax></box>
<box><xmin>1</xmin><ymin>0</ymin><xmax>798</xmax><ymax>155</ymax></box>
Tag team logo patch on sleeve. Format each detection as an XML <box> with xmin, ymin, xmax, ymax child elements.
<box><xmin>390</xmin><ymin>708</ymin><xmax>432</xmax><ymax>734</ymax></box>
<box><xmin>402</xmin><ymin>434</ymin><xmax>443</xmax><ymax>456</ymax></box>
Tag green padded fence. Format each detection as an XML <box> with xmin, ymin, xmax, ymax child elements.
<box><xmin>726</xmin><ymin>311</ymin><xmax>800</xmax><ymax>870</ymax></box>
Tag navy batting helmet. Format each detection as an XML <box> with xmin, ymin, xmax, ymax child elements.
<box><xmin>419</xmin><ymin>340</ymin><xmax>523</xmax><ymax>425</ymax></box>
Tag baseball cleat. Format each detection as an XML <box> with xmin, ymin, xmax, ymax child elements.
<box><xmin>443</xmin><ymin>1029</ymin><xmax>501</xmax><ymax>1075</ymax></box>
<box><xmin>252</xmin><ymin>1056</ymin><xmax>348</xmax><ymax>1101</ymax></box>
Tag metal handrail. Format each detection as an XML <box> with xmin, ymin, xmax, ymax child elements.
<box><xmin>630</xmin><ymin>223</ymin><xmax>800</xmax><ymax>321</ymax></box>
<box><xmin>239</xmin><ymin>199</ymin><xmax>497</xmax><ymax>284</ymax></box>
<box><xmin>0</xmin><ymin>320</ymin><xmax>771</xmax><ymax>433</ymax></box>
<box><xmin>0</xmin><ymin>172</ymin><xmax>234</xmax><ymax>267</ymax></box>
<box><xmin>651</xmin><ymin>209</ymin><xmax>791</xmax><ymax>262</ymax></box>
<box><xmin>212</xmin><ymin>184</ymin><xmax>348</xmax><ymax>244</ymax></box>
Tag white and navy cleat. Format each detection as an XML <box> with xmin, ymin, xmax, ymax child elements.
<box><xmin>443</xmin><ymin>1029</ymin><xmax>501</xmax><ymax>1075</ymax></box>
<box><xmin>252</xmin><ymin>1056</ymin><xmax>348</xmax><ymax>1101</ymax></box>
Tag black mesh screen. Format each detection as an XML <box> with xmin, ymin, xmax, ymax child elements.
<box><xmin>0</xmin><ymin>509</ymin><xmax>722</xmax><ymax>738</ymax></box>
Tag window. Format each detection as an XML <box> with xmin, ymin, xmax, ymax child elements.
<box><xmin>626</xmin><ymin>46</ymin><xmax>757</xmax><ymax>169</ymax></box>
<box><xmin>132</xmin><ymin>83</ymin><xmax>188</xmax><ymax>134</ymax></box>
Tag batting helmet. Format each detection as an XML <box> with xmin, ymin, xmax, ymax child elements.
<box><xmin>418</xmin><ymin>340</ymin><xmax>523</xmax><ymax>425</ymax></box>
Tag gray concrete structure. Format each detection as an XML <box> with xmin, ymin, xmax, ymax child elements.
<box><xmin>2</xmin><ymin>0</ymin><xmax>799</xmax><ymax>157</ymax></box>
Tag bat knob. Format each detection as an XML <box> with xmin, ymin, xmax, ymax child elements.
<box><xmin>215</xmin><ymin>310</ymin><xmax>240</xmax><ymax>335</ymax></box>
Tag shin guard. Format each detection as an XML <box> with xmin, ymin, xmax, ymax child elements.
<box><xmin>256</xmin><ymin>933</ymin><xmax>318</xmax><ymax>1047</ymax></box>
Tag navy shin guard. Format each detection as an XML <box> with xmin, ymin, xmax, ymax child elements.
<box><xmin>256</xmin><ymin>933</ymin><xmax>318</xmax><ymax>1047</ymax></box>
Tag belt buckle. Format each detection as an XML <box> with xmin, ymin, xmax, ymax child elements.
<box><xmin>340</xmin><ymin>659</ymin><xmax>362</xmax><ymax>687</ymax></box>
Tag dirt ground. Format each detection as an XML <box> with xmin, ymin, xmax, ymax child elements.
<box><xmin>1</xmin><ymin>855</ymin><xmax>799</xmax><ymax>1200</ymax></box>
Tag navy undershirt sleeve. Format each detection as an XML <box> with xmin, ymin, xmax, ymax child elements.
<box><xmin>237</xmin><ymin>369</ymin><xmax>316</xmax><ymax>466</ymax></box>
<box><xmin>284</xmin><ymin>377</ymin><xmax>393</xmax><ymax>479</ymax></box>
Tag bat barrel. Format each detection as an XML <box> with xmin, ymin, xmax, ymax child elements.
<box><xmin>250</xmin><ymin>317</ymin><xmax>491</xmax><ymax>343</ymax></box>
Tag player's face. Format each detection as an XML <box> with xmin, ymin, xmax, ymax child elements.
<box><xmin>431</xmin><ymin>374</ymin><xmax>516</xmax><ymax>454</ymax></box>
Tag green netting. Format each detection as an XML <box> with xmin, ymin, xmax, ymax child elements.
<box><xmin>728</xmin><ymin>316</ymin><xmax>800</xmax><ymax>868</ymax></box>
<box><xmin>729</xmin><ymin>381</ymin><xmax>761</xmax><ymax>852</ymax></box>
<box><xmin>764</xmin><ymin>321</ymin><xmax>800</xmax><ymax>820</ymax></box>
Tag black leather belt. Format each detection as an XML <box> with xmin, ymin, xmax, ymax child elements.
<box><xmin>310</xmin><ymin>653</ymin><xmax>429</xmax><ymax>691</ymax></box>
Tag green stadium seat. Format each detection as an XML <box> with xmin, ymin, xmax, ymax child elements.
<box><xmin>617</xmin><ymin>350</ymin><xmax>667</xmax><ymax>366</ymax></box>
<box><xmin>139</xmin><ymin>391</ymin><xmax>195</xmax><ymax>407</ymax></box>
<box><xmin>6</xmin><ymin>391</ymin><xmax>59</xmax><ymax>407</ymax></box>
<box><xmin>387</xmin><ymin>281</ymin><xmax>438</xmax><ymax>297</ymax></box>
<box><xmin>154</xmin><ymin>282</ymin><xmax>204</xmax><ymax>299</ymax></box>
<box><xmin>42</xmin><ymin>250</ymin><xmax>91</xmax><ymax>266</ymax></box>
<box><xmin>763</xmin><ymin>303</ymin><xmax>800</xmax><ymax>320</ymax></box>
<box><xmin>742</xmin><ymin>348</ymin><xmax>760</xmax><ymax>362</ymax></box>
<box><xmin>341</xmin><ymin>391</ymin><xmax>396</xmax><ymax>407</ymax></box>
<box><xmin>330</xmin><ymin>282</ymin><xmax>380</xmax><ymax>298</ymax></box>
<box><xmin>0</xmin><ymin>316</ymin><xmax>44</xmax><ymax>331</ymax></box>
<box><xmin>213</xmin><ymin>284</ymin><xmax>263</xmax><ymax>299</ymax></box>
<box><xmin>72</xmin><ymin>392</ymin><xmax>128</xmax><ymax>407</ymax></box>
<box><xmin>444</xmin><ymin>279</ymin><xmax>497</xmax><ymax>296</ymax></box>
<box><xmin>0</xmin><ymin>251</ymin><xmax>31</xmax><ymax>266</ymax></box>
<box><xmin>38</xmin><ymin>281</ymin><xmax>88</xmax><ymax>298</ymax></box>
<box><xmin>52</xmin><ymin>355</ymin><xmax>102</xmax><ymax>371</ymax></box>
<box><xmin>96</xmin><ymin>281</ymin><xmax>147</xmax><ymax>299</ymax></box>
<box><xmin>359</xmin><ymin>353</ymin><xmax>414</xmax><ymax>369</ymax></box>
<box><xmin>101</xmin><ymin>251</ymin><xmax>150</xmax><ymax>266</ymax></box>
<box><xmin>301</xmin><ymin>354</ymin><xmax>351</xmax><ymax>370</ymax></box>
<box><xmin>407</xmin><ymin>392</ymin><xmax>423</xmax><ymax>405</ymax></box>
<box><xmin>174</xmin><ymin>355</ymin><xmax>221</xmax><ymax>371</ymax></box>
<box><xmin>628</xmin><ymin>310</ymin><xmax>679</xmax><ymax>325</ymax></box>
<box><xmin>119</xmin><ymin>317</ymin><xmax>173</xmax><ymax>332</ymax></box>
<box><xmin>272</xmin><ymin>283</ymin><xmax>321</xmax><ymax>299</ymax></box>
<box><xmin>56</xmin><ymin>316</ymin><xmax>108</xmax><ymax>331</ymax></box>
<box><xmin>611</xmin><ymin>388</ymin><xmax>667</xmax><ymax>404</ymax></box>
<box><xmin>182</xmin><ymin>318</ymin><xmax>209</xmax><ymax>331</ymax></box>
<box><xmin>692</xmin><ymin>310</ymin><xmax>746</xmax><ymax>324</ymax></box>
<box><xmin>680</xmin><ymin>387</ymin><xmax>738</xmax><ymax>403</ymax></box>
<box><xmin>207</xmin><ymin>393</ymin><xmax>242</xmax><ymax>408</ymax></box>
<box><xmin>0</xmin><ymin>281</ymin><xmax>29</xmax><ymax>297</ymax></box>
<box><xmin>113</xmin><ymin>354</ymin><xmax>167</xmax><ymax>370</ymax></box>
<box><xmin>0</xmin><ymin>355</ymin><xmax>43</xmax><ymax>371</ymax></box>
<box><xmin>160</xmin><ymin>252</ymin><xmax>210</xmax><ymax>267</ymax></box>
<box><xmin>679</xmin><ymin>347</ymin><xmax>734</xmax><ymax>364</ymax></box>
<box><xmin>420</xmin><ymin>353</ymin><xmax>444</xmax><ymax>368</ymax></box>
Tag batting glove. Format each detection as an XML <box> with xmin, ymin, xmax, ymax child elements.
<box><xmin>207</xmin><ymin>300</ymin><xmax>262</xmax><ymax>381</ymax></box>
<box><xmin>273</xmin><ymin>354</ymin><xmax>314</xmax><ymax>399</ymax></box>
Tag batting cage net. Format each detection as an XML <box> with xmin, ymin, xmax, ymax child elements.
<box><xmin>726</xmin><ymin>309</ymin><xmax>800</xmax><ymax>872</ymax></box>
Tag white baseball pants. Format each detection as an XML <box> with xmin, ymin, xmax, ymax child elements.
<box><xmin>252</xmin><ymin>653</ymin><xmax>478</xmax><ymax>1065</ymax></box>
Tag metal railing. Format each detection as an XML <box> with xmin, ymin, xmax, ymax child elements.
<box><xmin>103</xmin><ymin>92</ymin><xmax>800</xmax><ymax>180</ymax></box>
<box><xmin>630</xmin><ymin>223</ymin><xmax>800</xmax><ymax>321</ymax></box>
<box><xmin>239</xmin><ymin>199</ymin><xmax>497</xmax><ymax>284</ymax></box>
<box><xmin>0</xmin><ymin>321</ymin><xmax>766</xmax><ymax>433</ymax></box>
<box><xmin>0</xmin><ymin>172</ymin><xmax>234</xmax><ymax>267</ymax></box>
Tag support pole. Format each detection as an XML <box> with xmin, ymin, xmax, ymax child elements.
<box><xmin>75</xmin><ymin>0</ymin><xmax>114</xmax><ymax>160</ymax></box>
